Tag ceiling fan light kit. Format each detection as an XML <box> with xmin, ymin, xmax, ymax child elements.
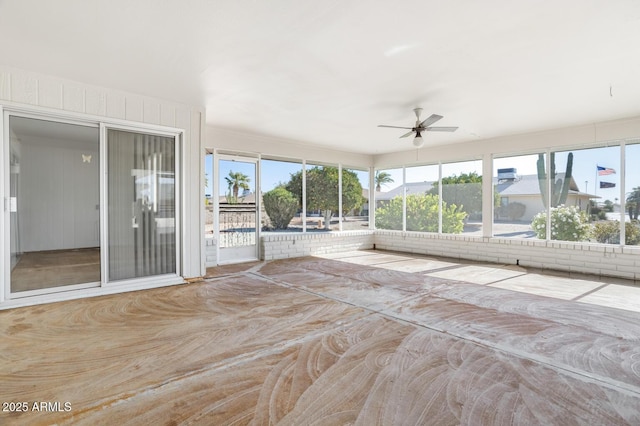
<box><xmin>413</xmin><ymin>131</ymin><xmax>424</xmax><ymax>147</ymax></box>
<box><xmin>378</xmin><ymin>107</ymin><xmax>458</xmax><ymax>148</ymax></box>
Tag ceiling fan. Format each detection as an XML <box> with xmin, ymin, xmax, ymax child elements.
<box><xmin>378</xmin><ymin>107</ymin><xmax>458</xmax><ymax>147</ymax></box>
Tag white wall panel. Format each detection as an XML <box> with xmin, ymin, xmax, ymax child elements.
<box><xmin>125</xmin><ymin>95</ymin><xmax>144</xmax><ymax>122</ymax></box>
<box><xmin>63</xmin><ymin>85</ymin><xmax>85</xmax><ymax>113</ymax></box>
<box><xmin>175</xmin><ymin>108</ymin><xmax>191</xmax><ymax>132</ymax></box>
<box><xmin>85</xmin><ymin>88</ymin><xmax>107</xmax><ymax>116</ymax></box>
<box><xmin>143</xmin><ymin>99</ymin><xmax>161</xmax><ymax>125</ymax></box>
<box><xmin>105</xmin><ymin>92</ymin><xmax>126</xmax><ymax>119</ymax></box>
<box><xmin>38</xmin><ymin>77</ymin><xmax>63</xmax><ymax>109</ymax></box>
<box><xmin>186</xmin><ymin>110</ymin><xmax>203</xmax><ymax>275</ymax></box>
<box><xmin>19</xmin><ymin>140</ymin><xmax>99</xmax><ymax>251</ymax></box>
<box><xmin>10</xmin><ymin>72</ymin><xmax>37</xmax><ymax>105</ymax></box>
<box><xmin>0</xmin><ymin>71</ymin><xmax>10</xmax><ymax>99</ymax></box>
<box><xmin>175</xmin><ymin>106</ymin><xmax>195</xmax><ymax>274</ymax></box>
<box><xmin>160</xmin><ymin>104</ymin><xmax>176</xmax><ymax>127</ymax></box>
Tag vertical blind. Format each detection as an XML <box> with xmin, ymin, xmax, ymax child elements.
<box><xmin>108</xmin><ymin>129</ymin><xmax>176</xmax><ymax>281</ymax></box>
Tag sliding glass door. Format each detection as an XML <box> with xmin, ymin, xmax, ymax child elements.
<box><xmin>106</xmin><ymin>128</ymin><xmax>178</xmax><ymax>281</ymax></box>
<box><xmin>2</xmin><ymin>114</ymin><xmax>181</xmax><ymax>301</ymax></box>
<box><xmin>7</xmin><ymin>115</ymin><xmax>101</xmax><ymax>297</ymax></box>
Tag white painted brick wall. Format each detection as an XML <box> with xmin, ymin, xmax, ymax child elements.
<box><xmin>205</xmin><ymin>237</ymin><xmax>217</xmax><ymax>267</ymax></box>
<box><xmin>261</xmin><ymin>231</ymin><xmax>374</xmax><ymax>261</ymax></box>
<box><xmin>374</xmin><ymin>231</ymin><xmax>640</xmax><ymax>281</ymax></box>
<box><xmin>208</xmin><ymin>229</ymin><xmax>639</xmax><ymax>281</ymax></box>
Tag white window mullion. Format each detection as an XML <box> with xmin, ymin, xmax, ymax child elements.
<box><xmin>546</xmin><ymin>150</ymin><xmax>552</xmax><ymax>241</ymax></box>
<box><xmin>620</xmin><ymin>140</ymin><xmax>626</xmax><ymax>246</ymax></box>
<box><xmin>338</xmin><ymin>165</ymin><xmax>343</xmax><ymax>232</ymax></box>
<box><xmin>402</xmin><ymin>166</ymin><xmax>407</xmax><ymax>232</ymax></box>
<box><xmin>438</xmin><ymin>163</ymin><xmax>443</xmax><ymax>234</ymax></box>
<box><xmin>1</xmin><ymin>106</ymin><xmax>7</xmax><ymax>303</ymax></box>
<box><xmin>369</xmin><ymin>166</ymin><xmax>375</xmax><ymax>230</ymax></box>
<box><xmin>483</xmin><ymin>153</ymin><xmax>493</xmax><ymax>237</ymax></box>
<box><xmin>99</xmin><ymin>123</ymin><xmax>109</xmax><ymax>284</ymax></box>
<box><xmin>302</xmin><ymin>160</ymin><xmax>307</xmax><ymax>232</ymax></box>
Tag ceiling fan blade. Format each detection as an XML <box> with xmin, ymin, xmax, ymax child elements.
<box><xmin>378</xmin><ymin>125</ymin><xmax>414</xmax><ymax>129</ymax></box>
<box><xmin>419</xmin><ymin>114</ymin><xmax>443</xmax><ymax>128</ymax></box>
<box><xmin>400</xmin><ymin>130</ymin><xmax>415</xmax><ymax>138</ymax></box>
<box><xmin>426</xmin><ymin>126</ymin><xmax>458</xmax><ymax>132</ymax></box>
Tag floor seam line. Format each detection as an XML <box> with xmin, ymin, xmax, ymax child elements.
<box><xmin>482</xmin><ymin>272</ymin><xmax>529</xmax><ymax>286</ymax></box>
<box><xmin>571</xmin><ymin>282</ymin><xmax>610</xmax><ymax>301</ymax></box>
<box><xmin>422</xmin><ymin>264</ymin><xmax>471</xmax><ymax>275</ymax></box>
<box><xmin>250</xmin><ymin>271</ymin><xmax>640</xmax><ymax>398</ymax></box>
<box><xmin>247</xmin><ymin>271</ymin><xmax>411</xmax><ymax>317</ymax></box>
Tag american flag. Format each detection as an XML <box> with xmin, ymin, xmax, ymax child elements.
<box><xmin>597</xmin><ymin>165</ymin><xmax>616</xmax><ymax>176</ymax></box>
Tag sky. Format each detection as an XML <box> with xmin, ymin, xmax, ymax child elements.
<box><xmin>207</xmin><ymin>156</ymin><xmax>370</xmax><ymax>197</ymax></box>
<box><xmin>206</xmin><ymin>144</ymin><xmax>640</xmax><ymax>204</ymax></box>
<box><xmin>377</xmin><ymin>146</ymin><xmax>639</xmax><ymax>204</ymax></box>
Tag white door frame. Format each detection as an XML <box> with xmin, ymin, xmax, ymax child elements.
<box><xmin>1</xmin><ymin>105</ymin><xmax>6</xmax><ymax>304</ymax></box>
<box><xmin>216</xmin><ymin>154</ymin><xmax>260</xmax><ymax>264</ymax></box>
<box><xmin>0</xmin><ymin>108</ymin><xmax>185</xmax><ymax>304</ymax></box>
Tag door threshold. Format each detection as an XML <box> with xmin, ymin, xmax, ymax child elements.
<box><xmin>217</xmin><ymin>258</ymin><xmax>260</xmax><ymax>266</ymax></box>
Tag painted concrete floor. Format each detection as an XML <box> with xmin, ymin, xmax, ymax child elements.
<box><xmin>1</xmin><ymin>250</ymin><xmax>639</xmax><ymax>425</ymax></box>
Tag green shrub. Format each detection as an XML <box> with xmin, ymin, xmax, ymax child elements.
<box><xmin>628</xmin><ymin>221</ymin><xmax>640</xmax><ymax>245</ymax></box>
<box><xmin>263</xmin><ymin>187</ymin><xmax>299</xmax><ymax>230</ymax></box>
<box><xmin>506</xmin><ymin>202</ymin><xmax>526</xmax><ymax>220</ymax></box>
<box><xmin>589</xmin><ymin>206</ymin><xmax>607</xmax><ymax>221</ymax></box>
<box><xmin>375</xmin><ymin>193</ymin><xmax>466</xmax><ymax>233</ymax></box>
<box><xmin>591</xmin><ymin>220</ymin><xmax>640</xmax><ymax>245</ymax></box>
<box><xmin>531</xmin><ymin>205</ymin><xmax>589</xmax><ymax>241</ymax></box>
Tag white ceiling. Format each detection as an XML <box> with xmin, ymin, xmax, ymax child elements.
<box><xmin>1</xmin><ymin>1</ymin><xmax>640</xmax><ymax>154</ymax></box>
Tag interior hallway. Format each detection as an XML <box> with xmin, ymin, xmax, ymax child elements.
<box><xmin>1</xmin><ymin>250</ymin><xmax>639</xmax><ymax>425</ymax></box>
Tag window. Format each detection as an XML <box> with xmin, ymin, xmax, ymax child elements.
<box><xmin>441</xmin><ymin>160</ymin><xmax>483</xmax><ymax>235</ymax></box>
<box><xmin>493</xmin><ymin>154</ymin><xmax>544</xmax><ymax>239</ymax></box>
<box><xmin>405</xmin><ymin>165</ymin><xmax>439</xmax><ymax>232</ymax></box>
<box><xmin>261</xmin><ymin>158</ymin><xmax>303</xmax><ymax>232</ymax></box>
<box><xmin>623</xmin><ymin>142</ymin><xmax>640</xmax><ymax>245</ymax></box>
<box><xmin>498</xmin><ymin>147</ymin><xmax>622</xmax><ymax>243</ymax></box>
<box><xmin>374</xmin><ymin>168</ymin><xmax>403</xmax><ymax>230</ymax></box>
<box><xmin>305</xmin><ymin>162</ymin><xmax>339</xmax><ymax>231</ymax></box>
<box><xmin>342</xmin><ymin>167</ymin><xmax>369</xmax><ymax>230</ymax></box>
<box><xmin>550</xmin><ymin>146</ymin><xmax>619</xmax><ymax>243</ymax></box>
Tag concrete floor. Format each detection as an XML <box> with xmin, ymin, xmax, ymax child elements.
<box><xmin>1</xmin><ymin>250</ymin><xmax>639</xmax><ymax>425</ymax></box>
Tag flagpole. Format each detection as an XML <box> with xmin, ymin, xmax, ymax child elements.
<box><xmin>595</xmin><ymin>164</ymin><xmax>598</xmax><ymax>199</ymax></box>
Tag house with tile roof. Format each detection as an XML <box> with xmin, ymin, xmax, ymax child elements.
<box><xmin>375</xmin><ymin>173</ymin><xmax>595</xmax><ymax>222</ymax></box>
<box><xmin>494</xmin><ymin>173</ymin><xmax>595</xmax><ymax>221</ymax></box>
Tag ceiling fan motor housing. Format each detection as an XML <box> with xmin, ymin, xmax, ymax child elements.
<box><xmin>377</xmin><ymin>108</ymin><xmax>457</xmax><ymax>147</ymax></box>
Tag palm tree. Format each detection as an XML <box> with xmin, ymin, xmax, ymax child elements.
<box><xmin>374</xmin><ymin>170</ymin><xmax>394</xmax><ymax>192</ymax></box>
<box><xmin>626</xmin><ymin>187</ymin><xmax>640</xmax><ymax>220</ymax></box>
<box><xmin>225</xmin><ymin>171</ymin><xmax>250</xmax><ymax>203</ymax></box>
